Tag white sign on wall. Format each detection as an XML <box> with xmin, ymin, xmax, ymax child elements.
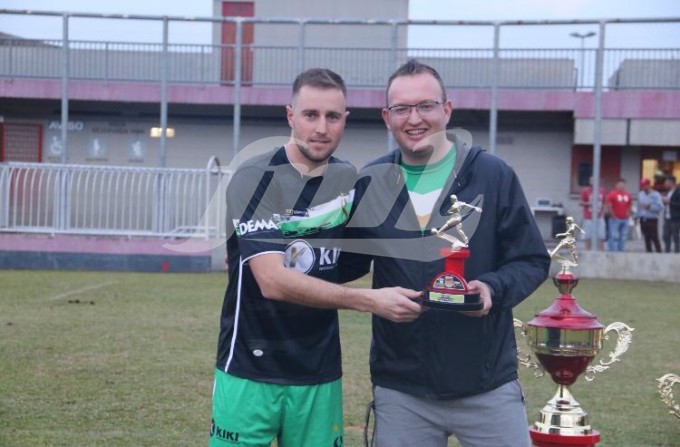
<box><xmin>128</xmin><ymin>139</ymin><xmax>146</xmax><ymax>162</ymax></box>
<box><xmin>48</xmin><ymin>121</ymin><xmax>86</xmax><ymax>132</ymax></box>
<box><xmin>87</xmin><ymin>137</ymin><xmax>108</xmax><ymax>161</ymax></box>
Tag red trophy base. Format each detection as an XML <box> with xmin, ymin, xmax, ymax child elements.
<box><xmin>530</xmin><ymin>428</ymin><xmax>600</xmax><ymax>447</ymax></box>
<box><xmin>423</xmin><ymin>248</ymin><xmax>483</xmax><ymax>311</ymax></box>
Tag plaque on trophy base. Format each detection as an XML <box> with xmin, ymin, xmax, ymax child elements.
<box><xmin>423</xmin><ymin>247</ymin><xmax>483</xmax><ymax>311</ymax></box>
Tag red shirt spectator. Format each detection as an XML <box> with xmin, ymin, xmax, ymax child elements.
<box><xmin>606</xmin><ymin>183</ymin><xmax>633</xmax><ymax>219</ymax></box>
<box><xmin>580</xmin><ymin>181</ymin><xmax>605</xmax><ymax>219</ymax></box>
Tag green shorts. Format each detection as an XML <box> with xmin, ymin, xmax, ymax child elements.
<box><xmin>209</xmin><ymin>369</ymin><xmax>344</xmax><ymax>447</ymax></box>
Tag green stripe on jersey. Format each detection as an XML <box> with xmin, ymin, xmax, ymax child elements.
<box><xmin>400</xmin><ymin>144</ymin><xmax>456</xmax><ymax>194</ymax></box>
<box><xmin>277</xmin><ymin>190</ymin><xmax>354</xmax><ymax>238</ymax></box>
<box><xmin>401</xmin><ymin>145</ymin><xmax>456</xmax><ymax>230</ymax></box>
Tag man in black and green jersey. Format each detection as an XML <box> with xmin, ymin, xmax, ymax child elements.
<box><xmin>210</xmin><ymin>68</ymin><xmax>422</xmax><ymax>447</ymax></box>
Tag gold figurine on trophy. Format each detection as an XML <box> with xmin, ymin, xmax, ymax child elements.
<box><xmin>549</xmin><ymin>216</ymin><xmax>585</xmax><ymax>266</ymax></box>
<box><xmin>431</xmin><ymin>194</ymin><xmax>482</xmax><ymax>249</ymax></box>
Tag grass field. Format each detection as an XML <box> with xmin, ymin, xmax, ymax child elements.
<box><xmin>0</xmin><ymin>270</ymin><xmax>678</xmax><ymax>446</ymax></box>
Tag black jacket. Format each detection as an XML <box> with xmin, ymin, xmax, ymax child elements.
<box><xmin>342</xmin><ymin>135</ymin><xmax>550</xmax><ymax>399</ymax></box>
<box><xmin>667</xmin><ymin>188</ymin><xmax>680</xmax><ymax>221</ymax></box>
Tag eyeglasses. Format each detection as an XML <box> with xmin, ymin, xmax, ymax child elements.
<box><xmin>386</xmin><ymin>100</ymin><xmax>444</xmax><ymax>118</ymax></box>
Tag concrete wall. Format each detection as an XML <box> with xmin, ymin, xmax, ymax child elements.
<box><xmin>420</xmin><ymin>57</ymin><xmax>576</xmax><ymax>89</ymax></box>
<box><xmin>630</xmin><ymin>119</ymin><xmax>680</xmax><ymax>146</ymax></box>
<box><xmin>458</xmin><ymin>124</ymin><xmax>575</xmax><ymax>215</ymax></box>
<box><xmin>10</xmin><ymin>111</ymin><xmax>576</xmax><ymax>209</ymax></box>
<box><xmin>32</xmin><ymin>115</ymin><xmax>576</xmax><ymax>204</ymax></box>
<box><xmin>28</xmin><ymin>115</ymin><xmax>388</xmax><ymax>169</ymax></box>
<box><xmin>252</xmin><ymin>0</ymin><xmax>408</xmax><ymax>49</ymax></box>
<box><xmin>574</xmin><ymin>119</ymin><xmax>680</xmax><ymax>147</ymax></box>
<box><xmin>0</xmin><ymin>233</ymin><xmax>216</xmax><ymax>273</ymax></box>
<box><xmin>253</xmin><ymin>0</ymin><xmax>408</xmax><ymax>22</ymax></box>
<box><xmin>577</xmin><ymin>250</ymin><xmax>680</xmax><ymax>283</ymax></box>
<box><xmin>621</xmin><ymin>145</ymin><xmax>642</xmax><ymax>189</ymax></box>
<box><xmin>0</xmin><ymin>44</ymin><xmax>221</xmax><ymax>83</ymax></box>
<box><xmin>574</xmin><ymin>119</ymin><xmax>628</xmax><ymax>145</ymax></box>
<box><xmin>609</xmin><ymin>59</ymin><xmax>680</xmax><ymax>90</ymax></box>
<box><xmin>211</xmin><ymin>0</ymin><xmax>409</xmax><ymax>86</ymax></box>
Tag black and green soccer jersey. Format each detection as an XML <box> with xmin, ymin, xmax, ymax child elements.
<box><xmin>216</xmin><ymin>146</ymin><xmax>356</xmax><ymax>385</ymax></box>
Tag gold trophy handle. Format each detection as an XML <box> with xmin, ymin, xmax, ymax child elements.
<box><xmin>584</xmin><ymin>322</ymin><xmax>635</xmax><ymax>382</ymax></box>
<box><xmin>657</xmin><ymin>373</ymin><xmax>680</xmax><ymax>419</ymax></box>
<box><xmin>513</xmin><ymin>318</ymin><xmax>545</xmax><ymax>378</ymax></box>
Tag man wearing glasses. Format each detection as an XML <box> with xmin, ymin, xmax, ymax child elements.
<box><xmin>342</xmin><ymin>59</ymin><xmax>549</xmax><ymax>446</ymax></box>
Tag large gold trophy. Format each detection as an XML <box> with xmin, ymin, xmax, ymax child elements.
<box><xmin>515</xmin><ymin>216</ymin><xmax>635</xmax><ymax>447</ymax></box>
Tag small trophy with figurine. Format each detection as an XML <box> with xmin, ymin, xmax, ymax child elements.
<box><xmin>423</xmin><ymin>194</ymin><xmax>484</xmax><ymax>311</ymax></box>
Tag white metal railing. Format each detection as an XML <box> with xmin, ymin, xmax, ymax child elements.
<box><xmin>0</xmin><ymin>157</ymin><xmax>230</xmax><ymax>238</ymax></box>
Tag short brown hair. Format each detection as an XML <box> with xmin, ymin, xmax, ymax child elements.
<box><xmin>292</xmin><ymin>68</ymin><xmax>346</xmax><ymax>98</ymax></box>
<box><xmin>385</xmin><ymin>59</ymin><xmax>447</xmax><ymax>104</ymax></box>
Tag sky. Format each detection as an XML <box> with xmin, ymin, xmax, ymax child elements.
<box><xmin>0</xmin><ymin>0</ymin><xmax>678</xmax><ymax>49</ymax></box>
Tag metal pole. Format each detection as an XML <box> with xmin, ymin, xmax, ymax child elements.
<box><xmin>160</xmin><ymin>17</ymin><xmax>169</xmax><ymax>167</ymax></box>
<box><xmin>590</xmin><ymin>22</ymin><xmax>606</xmax><ymax>251</ymax></box>
<box><xmin>60</xmin><ymin>14</ymin><xmax>69</xmax><ymax>164</ymax></box>
<box><xmin>232</xmin><ymin>19</ymin><xmax>243</xmax><ymax>160</ymax></box>
<box><xmin>200</xmin><ymin>45</ymin><xmax>205</xmax><ymax>83</ymax></box>
<box><xmin>387</xmin><ymin>20</ymin><xmax>398</xmax><ymax>153</ymax></box>
<box><xmin>579</xmin><ymin>38</ymin><xmax>585</xmax><ymax>88</ymax></box>
<box><xmin>8</xmin><ymin>38</ymin><xmax>14</xmax><ymax>77</ymax></box>
<box><xmin>105</xmin><ymin>41</ymin><xmax>110</xmax><ymax>83</ymax></box>
<box><xmin>388</xmin><ymin>20</ymin><xmax>398</xmax><ymax>82</ymax></box>
<box><xmin>488</xmin><ymin>23</ymin><xmax>500</xmax><ymax>155</ymax></box>
<box><xmin>58</xmin><ymin>14</ymin><xmax>70</xmax><ymax>232</ymax></box>
<box><xmin>298</xmin><ymin>20</ymin><xmax>306</xmax><ymax>74</ymax></box>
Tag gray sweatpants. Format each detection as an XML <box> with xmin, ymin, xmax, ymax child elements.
<box><xmin>374</xmin><ymin>380</ymin><xmax>531</xmax><ymax>447</ymax></box>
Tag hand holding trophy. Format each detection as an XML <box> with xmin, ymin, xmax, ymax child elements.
<box><xmin>514</xmin><ymin>216</ymin><xmax>635</xmax><ymax>447</ymax></box>
<box><xmin>422</xmin><ymin>195</ymin><xmax>484</xmax><ymax>311</ymax></box>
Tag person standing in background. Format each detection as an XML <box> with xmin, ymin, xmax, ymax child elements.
<box><xmin>637</xmin><ymin>178</ymin><xmax>663</xmax><ymax>252</ymax></box>
<box><xmin>662</xmin><ymin>175</ymin><xmax>680</xmax><ymax>253</ymax></box>
<box><xmin>605</xmin><ymin>178</ymin><xmax>633</xmax><ymax>252</ymax></box>
<box><xmin>579</xmin><ymin>176</ymin><xmax>605</xmax><ymax>250</ymax></box>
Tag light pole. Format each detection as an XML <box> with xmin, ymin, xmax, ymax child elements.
<box><xmin>570</xmin><ymin>31</ymin><xmax>596</xmax><ymax>88</ymax></box>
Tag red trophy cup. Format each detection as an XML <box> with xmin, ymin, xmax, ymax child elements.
<box><xmin>515</xmin><ymin>217</ymin><xmax>634</xmax><ymax>447</ymax></box>
<box><xmin>423</xmin><ymin>194</ymin><xmax>483</xmax><ymax>311</ymax></box>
